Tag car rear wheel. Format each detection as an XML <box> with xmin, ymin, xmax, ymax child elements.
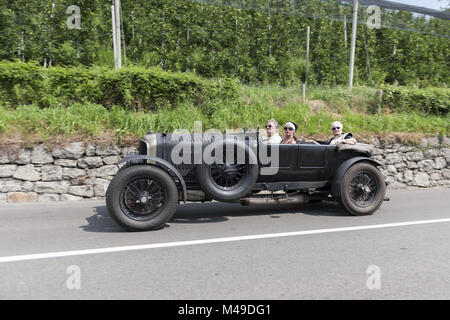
<box><xmin>106</xmin><ymin>165</ymin><xmax>178</xmax><ymax>231</ymax></box>
<box><xmin>340</xmin><ymin>162</ymin><xmax>386</xmax><ymax>216</ymax></box>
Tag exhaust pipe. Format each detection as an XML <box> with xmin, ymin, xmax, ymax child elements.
<box><xmin>240</xmin><ymin>194</ymin><xmax>309</xmax><ymax>206</ymax></box>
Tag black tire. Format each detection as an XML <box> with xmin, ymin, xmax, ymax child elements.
<box><xmin>196</xmin><ymin>141</ymin><xmax>259</xmax><ymax>202</ymax></box>
<box><xmin>106</xmin><ymin>165</ymin><xmax>178</xmax><ymax>231</ymax></box>
<box><xmin>340</xmin><ymin>162</ymin><xmax>386</xmax><ymax>216</ymax></box>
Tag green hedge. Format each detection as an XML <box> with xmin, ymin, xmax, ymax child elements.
<box><xmin>381</xmin><ymin>85</ymin><xmax>449</xmax><ymax>116</ymax></box>
<box><xmin>0</xmin><ymin>61</ymin><xmax>239</xmax><ymax>110</ymax></box>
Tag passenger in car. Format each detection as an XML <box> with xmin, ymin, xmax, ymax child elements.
<box><xmin>280</xmin><ymin>121</ymin><xmax>300</xmax><ymax>144</ymax></box>
<box><xmin>328</xmin><ymin>121</ymin><xmax>357</xmax><ymax>146</ymax></box>
<box><xmin>262</xmin><ymin>118</ymin><xmax>282</xmax><ymax>144</ymax></box>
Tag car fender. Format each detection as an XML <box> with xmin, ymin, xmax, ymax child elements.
<box><xmin>331</xmin><ymin>157</ymin><xmax>382</xmax><ymax>198</ymax></box>
<box><xmin>118</xmin><ymin>155</ymin><xmax>187</xmax><ymax>203</ymax></box>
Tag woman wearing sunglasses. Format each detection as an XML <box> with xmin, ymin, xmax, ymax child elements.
<box><xmin>280</xmin><ymin>121</ymin><xmax>300</xmax><ymax>144</ymax></box>
<box><xmin>328</xmin><ymin>121</ymin><xmax>357</xmax><ymax>146</ymax></box>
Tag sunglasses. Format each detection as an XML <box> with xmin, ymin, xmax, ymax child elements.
<box><xmin>265</xmin><ymin>125</ymin><xmax>273</xmax><ymax>128</ymax></box>
<box><xmin>332</xmin><ymin>127</ymin><xmax>341</xmax><ymax>130</ymax></box>
<box><xmin>284</xmin><ymin>127</ymin><xmax>294</xmax><ymax>131</ymax></box>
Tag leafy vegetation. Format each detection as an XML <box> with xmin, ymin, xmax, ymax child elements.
<box><xmin>0</xmin><ymin>1</ymin><xmax>448</xmax><ymax>144</ymax></box>
<box><xmin>0</xmin><ymin>0</ymin><xmax>448</xmax><ymax>86</ymax></box>
<box><xmin>381</xmin><ymin>85</ymin><xmax>449</xmax><ymax>115</ymax></box>
<box><xmin>0</xmin><ymin>61</ymin><xmax>238</xmax><ymax>109</ymax></box>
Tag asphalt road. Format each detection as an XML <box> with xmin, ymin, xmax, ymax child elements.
<box><xmin>0</xmin><ymin>187</ymin><xmax>449</xmax><ymax>300</ymax></box>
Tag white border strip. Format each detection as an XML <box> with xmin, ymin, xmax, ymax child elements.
<box><xmin>1</xmin><ymin>218</ymin><xmax>450</xmax><ymax>263</ymax></box>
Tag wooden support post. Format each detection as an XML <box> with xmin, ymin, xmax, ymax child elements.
<box><xmin>305</xmin><ymin>26</ymin><xmax>310</xmax><ymax>85</ymax></box>
<box><xmin>111</xmin><ymin>5</ymin><xmax>118</xmax><ymax>69</ymax></box>
<box><xmin>377</xmin><ymin>89</ymin><xmax>383</xmax><ymax>102</ymax></box>
<box><xmin>302</xmin><ymin>84</ymin><xmax>306</xmax><ymax>105</ymax></box>
<box><xmin>114</xmin><ymin>0</ymin><xmax>122</xmax><ymax>69</ymax></box>
<box><xmin>376</xmin><ymin>89</ymin><xmax>383</xmax><ymax>113</ymax></box>
<box><xmin>349</xmin><ymin>0</ymin><xmax>359</xmax><ymax>89</ymax></box>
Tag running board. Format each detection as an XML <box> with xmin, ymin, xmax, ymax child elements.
<box><xmin>252</xmin><ymin>181</ymin><xmax>328</xmax><ymax>192</ymax></box>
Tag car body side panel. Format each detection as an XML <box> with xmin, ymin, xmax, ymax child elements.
<box><xmin>140</xmin><ymin>133</ymin><xmax>379</xmax><ymax>194</ymax></box>
<box><xmin>258</xmin><ymin>144</ymin><xmax>339</xmax><ymax>182</ymax></box>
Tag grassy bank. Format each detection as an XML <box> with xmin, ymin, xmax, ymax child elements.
<box><xmin>0</xmin><ymin>84</ymin><xmax>449</xmax><ymax>146</ymax></box>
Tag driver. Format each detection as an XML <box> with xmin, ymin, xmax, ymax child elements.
<box><xmin>328</xmin><ymin>121</ymin><xmax>357</xmax><ymax>146</ymax></box>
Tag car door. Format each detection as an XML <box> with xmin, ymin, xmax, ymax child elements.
<box><xmin>258</xmin><ymin>143</ymin><xmax>334</xmax><ymax>182</ymax></box>
<box><xmin>296</xmin><ymin>144</ymin><xmax>331</xmax><ymax>180</ymax></box>
<box><xmin>258</xmin><ymin>143</ymin><xmax>297</xmax><ymax>181</ymax></box>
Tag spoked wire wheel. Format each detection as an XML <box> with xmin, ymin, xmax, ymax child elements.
<box><xmin>340</xmin><ymin>162</ymin><xmax>386</xmax><ymax>216</ymax></box>
<box><xmin>196</xmin><ymin>141</ymin><xmax>259</xmax><ymax>202</ymax></box>
<box><xmin>348</xmin><ymin>171</ymin><xmax>378</xmax><ymax>208</ymax></box>
<box><xmin>106</xmin><ymin>165</ymin><xmax>178</xmax><ymax>231</ymax></box>
<box><xmin>120</xmin><ymin>176</ymin><xmax>166</xmax><ymax>221</ymax></box>
<box><xmin>209</xmin><ymin>162</ymin><xmax>249</xmax><ymax>191</ymax></box>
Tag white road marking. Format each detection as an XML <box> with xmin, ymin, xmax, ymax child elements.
<box><xmin>1</xmin><ymin>218</ymin><xmax>450</xmax><ymax>263</ymax></box>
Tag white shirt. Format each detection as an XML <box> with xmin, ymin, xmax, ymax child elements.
<box><xmin>329</xmin><ymin>133</ymin><xmax>354</xmax><ymax>145</ymax></box>
<box><xmin>262</xmin><ymin>134</ymin><xmax>282</xmax><ymax>144</ymax></box>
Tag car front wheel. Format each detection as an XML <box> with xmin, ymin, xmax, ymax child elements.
<box><xmin>340</xmin><ymin>162</ymin><xmax>386</xmax><ymax>216</ymax></box>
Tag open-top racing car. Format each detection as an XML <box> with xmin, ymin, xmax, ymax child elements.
<box><xmin>106</xmin><ymin>129</ymin><xmax>387</xmax><ymax>231</ymax></box>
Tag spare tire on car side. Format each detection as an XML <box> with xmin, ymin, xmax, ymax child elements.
<box><xmin>195</xmin><ymin>138</ymin><xmax>259</xmax><ymax>202</ymax></box>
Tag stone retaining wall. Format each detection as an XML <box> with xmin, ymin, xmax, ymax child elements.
<box><xmin>364</xmin><ymin>136</ymin><xmax>450</xmax><ymax>189</ymax></box>
<box><xmin>0</xmin><ymin>137</ymin><xmax>449</xmax><ymax>203</ymax></box>
<box><xmin>0</xmin><ymin>142</ymin><xmax>137</xmax><ymax>203</ymax></box>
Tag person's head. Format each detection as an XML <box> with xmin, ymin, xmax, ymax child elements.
<box><xmin>265</xmin><ymin>119</ymin><xmax>279</xmax><ymax>137</ymax></box>
<box><xmin>331</xmin><ymin>121</ymin><xmax>343</xmax><ymax>137</ymax></box>
<box><xmin>283</xmin><ymin>121</ymin><xmax>298</xmax><ymax>140</ymax></box>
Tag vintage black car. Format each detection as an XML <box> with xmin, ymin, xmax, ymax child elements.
<box><xmin>106</xmin><ymin>129</ymin><xmax>387</xmax><ymax>231</ymax></box>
